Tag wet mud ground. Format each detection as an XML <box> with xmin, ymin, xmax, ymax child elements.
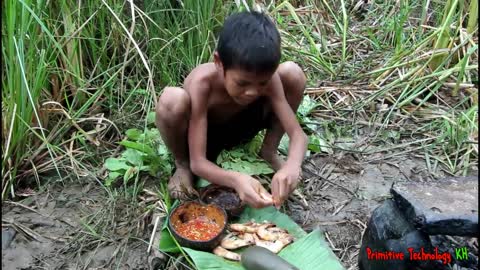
<box><xmin>2</xmin><ymin>151</ymin><xmax>478</xmax><ymax>269</ymax></box>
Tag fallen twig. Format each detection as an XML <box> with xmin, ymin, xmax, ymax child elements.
<box><xmin>147</xmin><ymin>215</ymin><xmax>160</xmax><ymax>254</ymax></box>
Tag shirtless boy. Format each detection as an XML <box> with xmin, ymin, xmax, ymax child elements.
<box><xmin>155</xmin><ymin>11</ymin><xmax>308</xmax><ymax>209</ymax></box>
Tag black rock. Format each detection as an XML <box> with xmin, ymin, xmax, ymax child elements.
<box><xmin>358</xmin><ymin>200</ymin><xmax>445</xmax><ymax>270</ymax></box>
<box><xmin>391</xmin><ymin>176</ymin><xmax>478</xmax><ymax>236</ymax></box>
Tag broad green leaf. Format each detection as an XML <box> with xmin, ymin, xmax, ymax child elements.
<box><xmin>221</xmin><ymin>160</ymin><xmax>273</xmax><ymax>175</ymax></box>
<box><xmin>319</xmin><ymin>136</ymin><xmax>333</xmax><ymax>154</ymax></box>
<box><xmin>105</xmin><ymin>171</ymin><xmax>122</xmax><ymax>186</ymax></box>
<box><xmin>308</xmin><ymin>134</ymin><xmax>322</xmax><ymax>153</ymax></box>
<box><xmin>308</xmin><ymin>142</ymin><xmax>322</xmax><ymax>153</ymax></box>
<box><xmin>245</xmin><ymin>155</ymin><xmax>257</xmax><ymax>162</ymax></box>
<box><xmin>122</xmin><ymin>148</ymin><xmax>143</xmax><ymax>166</ymax></box>
<box><xmin>126</xmin><ymin>128</ymin><xmax>143</xmax><ymax>140</ymax></box>
<box><xmin>142</xmin><ymin>155</ymin><xmax>165</xmax><ymax>176</ymax></box>
<box><xmin>139</xmin><ymin>128</ymin><xmax>161</xmax><ymax>143</ymax></box>
<box><xmin>123</xmin><ymin>166</ymin><xmax>137</xmax><ymax>185</ymax></box>
<box><xmin>277</xmin><ymin>229</ymin><xmax>344</xmax><ymax>270</ymax></box>
<box><xmin>119</xmin><ymin>140</ymin><xmax>155</xmax><ymax>155</ymax></box>
<box><xmin>159</xmin><ymin>228</ymin><xmax>180</xmax><ymax>253</ymax></box>
<box><xmin>322</xmin><ymin>123</ymin><xmax>336</xmax><ymax>142</ymax></box>
<box><xmin>148</xmin><ymin>128</ymin><xmax>162</xmax><ymax>140</ymax></box>
<box><xmin>216</xmin><ymin>151</ymin><xmax>226</xmax><ymax>164</ymax></box>
<box><xmin>165</xmin><ymin>163</ymin><xmax>173</xmax><ymax>174</ymax></box>
<box><xmin>139</xmin><ymin>165</ymin><xmax>151</xmax><ymax>171</ymax></box>
<box><xmin>183</xmin><ymin>248</ymin><xmax>243</xmax><ymax>270</ymax></box>
<box><xmin>183</xmin><ymin>206</ymin><xmax>344</xmax><ymax>270</ymax></box>
<box><xmin>217</xmin><ymin>146</ymin><xmax>273</xmax><ymax>176</ymax></box>
<box><xmin>279</xmin><ymin>135</ymin><xmax>289</xmax><ymax>155</ymax></box>
<box><xmin>250</xmin><ymin>162</ymin><xmax>274</xmax><ymax>175</ymax></box>
<box><xmin>246</xmin><ymin>132</ymin><xmax>264</xmax><ymax>155</ymax></box>
<box><xmin>142</xmin><ymin>154</ymin><xmax>162</xmax><ymax>165</ymax></box>
<box><xmin>303</xmin><ymin>116</ymin><xmax>318</xmax><ymax>132</ymax></box>
<box><xmin>196</xmin><ymin>178</ymin><xmax>211</xmax><ymax>189</ymax></box>
<box><xmin>104</xmin><ymin>158</ymin><xmax>131</xmax><ymax>171</ymax></box>
<box><xmin>220</xmin><ymin>161</ymin><xmax>236</xmax><ymax>171</ymax></box>
<box><xmin>147</xmin><ymin>111</ymin><xmax>156</xmax><ymax>125</ymax></box>
<box><xmin>157</xmin><ymin>143</ymin><xmax>169</xmax><ymax>156</ymax></box>
<box><xmin>309</xmin><ymin>134</ymin><xmax>332</xmax><ymax>154</ymax></box>
<box><xmin>297</xmin><ymin>95</ymin><xmax>317</xmax><ymax>117</ymax></box>
<box><xmin>230</xmin><ymin>150</ymin><xmax>244</xmax><ymax>158</ymax></box>
<box><xmin>148</xmin><ymin>164</ymin><xmax>159</xmax><ymax>176</ymax></box>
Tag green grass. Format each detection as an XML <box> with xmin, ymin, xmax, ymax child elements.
<box><xmin>2</xmin><ymin>0</ymin><xmax>61</xmax><ymax>199</ymax></box>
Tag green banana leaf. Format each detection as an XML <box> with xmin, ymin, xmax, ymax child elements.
<box><xmin>183</xmin><ymin>206</ymin><xmax>344</xmax><ymax>270</ymax></box>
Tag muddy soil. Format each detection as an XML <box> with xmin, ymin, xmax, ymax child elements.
<box><xmin>2</xmin><ymin>152</ymin><xmax>477</xmax><ymax>270</ymax></box>
<box><xmin>2</xmin><ymin>179</ymin><xmax>152</xmax><ymax>270</ymax></box>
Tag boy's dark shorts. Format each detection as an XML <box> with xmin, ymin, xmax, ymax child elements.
<box><xmin>206</xmin><ymin>97</ymin><xmax>273</xmax><ymax>162</ymax></box>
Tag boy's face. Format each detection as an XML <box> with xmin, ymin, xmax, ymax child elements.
<box><xmin>214</xmin><ymin>52</ymin><xmax>274</xmax><ymax>105</ymax></box>
<box><xmin>224</xmin><ymin>68</ymin><xmax>273</xmax><ymax>105</ymax></box>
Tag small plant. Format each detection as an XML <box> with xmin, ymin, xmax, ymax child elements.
<box><xmin>278</xmin><ymin>95</ymin><xmax>334</xmax><ymax>156</ymax></box>
<box><xmin>434</xmin><ymin>105</ymin><xmax>478</xmax><ymax>175</ymax></box>
<box><xmin>104</xmin><ymin>113</ymin><xmax>172</xmax><ymax>187</ymax></box>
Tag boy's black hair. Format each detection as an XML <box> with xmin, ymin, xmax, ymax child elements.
<box><xmin>216</xmin><ymin>11</ymin><xmax>281</xmax><ymax>73</ymax></box>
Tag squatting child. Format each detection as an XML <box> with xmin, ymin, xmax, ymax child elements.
<box><xmin>155</xmin><ymin>11</ymin><xmax>308</xmax><ymax>209</ymax></box>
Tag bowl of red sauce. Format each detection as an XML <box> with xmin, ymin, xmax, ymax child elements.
<box><xmin>168</xmin><ymin>201</ymin><xmax>227</xmax><ymax>251</ymax></box>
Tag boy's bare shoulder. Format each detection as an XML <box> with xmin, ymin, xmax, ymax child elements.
<box><xmin>183</xmin><ymin>63</ymin><xmax>219</xmax><ymax>93</ymax></box>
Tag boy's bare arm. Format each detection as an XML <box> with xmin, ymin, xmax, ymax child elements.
<box><xmin>187</xmin><ymin>79</ymin><xmax>239</xmax><ymax>190</ymax></box>
<box><xmin>269</xmin><ymin>73</ymin><xmax>308</xmax><ymax>169</ymax></box>
<box><xmin>267</xmin><ymin>72</ymin><xmax>307</xmax><ymax>207</ymax></box>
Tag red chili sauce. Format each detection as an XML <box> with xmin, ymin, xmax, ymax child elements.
<box><xmin>176</xmin><ymin>217</ymin><xmax>222</xmax><ymax>241</ymax></box>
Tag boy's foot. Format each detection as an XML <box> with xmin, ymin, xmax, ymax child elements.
<box><xmin>168</xmin><ymin>167</ymin><xmax>198</xmax><ymax>200</ymax></box>
<box><xmin>260</xmin><ymin>151</ymin><xmax>285</xmax><ymax>171</ymax></box>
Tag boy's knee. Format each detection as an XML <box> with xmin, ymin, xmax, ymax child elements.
<box><xmin>278</xmin><ymin>61</ymin><xmax>306</xmax><ymax>96</ymax></box>
<box><xmin>156</xmin><ymin>87</ymin><xmax>190</xmax><ymax>121</ymax></box>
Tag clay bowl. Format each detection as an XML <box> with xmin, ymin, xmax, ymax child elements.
<box><xmin>168</xmin><ymin>201</ymin><xmax>227</xmax><ymax>251</ymax></box>
<box><xmin>199</xmin><ymin>185</ymin><xmax>245</xmax><ymax>220</ymax></box>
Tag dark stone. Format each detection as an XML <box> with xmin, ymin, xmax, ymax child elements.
<box><xmin>358</xmin><ymin>200</ymin><xmax>445</xmax><ymax>270</ymax></box>
<box><xmin>2</xmin><ymin>227</ymin><xmax>16</xmax><ymax>249</ymax></box>
<box><xmin>391</xmin><ymin>176</ymin><xmax>478</xmax><ymax>236</ymax></box>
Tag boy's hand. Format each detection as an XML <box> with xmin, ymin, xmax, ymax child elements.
<box><xmin>234</xmin><ymin>173</ymin><xmax>273</xmax><ymax>208</ymax></box>
<box><xmin>271</xmin><ymin>165</ymin><xmax>301</xmax><ymax>208</ymax></box>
